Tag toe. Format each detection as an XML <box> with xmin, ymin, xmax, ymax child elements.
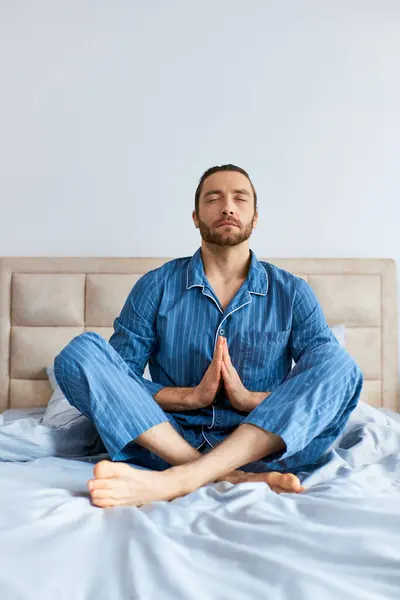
<box><xmin>262</xmin><ymin>471</ymin><xmax>303</xmax><ymax>493</ymax></box>
<box><xmin>93</xmin><ymin>460</ymin><xmax>136</xmax><ymax>480</ymax></box>
<box><xmin>281</xmin><ymin>473</ymin><xmax>302</xmax><ymax>493</ymax></box>
<box><xmin>93</xmin><ymin>460</ymin><xmax>117</xmax><ymax>479</ymax></box>
<box><xmin>92</xmin><ymin>496</ymin><xmax>116</xmax><ymax>508</ymax></box>
<box><xmin>87</xmin><ymin>478</ymin><xmax>113</xmax><ymax>492</ymax></box>
<box><xmin>90</xmin><ymin>488</ymin><xmax>114</xmax><ymax>500</ymax></box>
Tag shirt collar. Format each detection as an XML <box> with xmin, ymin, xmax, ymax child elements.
<box><xmin>186</xmin><ymin>247</ymin><xmax>268</xmax><ymax>295</ymax></box>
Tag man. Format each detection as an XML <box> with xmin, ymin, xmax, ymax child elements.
<box><xmin>54</xmin><ymin>164</ymin><xmax>363</xmax><ymax>508</ymax></box>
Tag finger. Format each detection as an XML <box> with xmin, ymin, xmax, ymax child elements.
<box><xmin>223</xmin><ymin>345</ymin><xmax>234</xmax><ymax>373</ymax></box>
<box><xmin>222</xmin><ymin>343</ymin><xmax>230</xmax><ymax>368</ymax></box>
<box><xmin>222</xmin><ymin>342</ymin><xmax>228</xmax><ymax>364</ymax></box>
<box><xmin>224</xmin><ymin>341</ymin><xmax>231</xmax><ymax>362</ymax></box>
<box><xmin>212</xmin><ymin>337</ymin><xmax>220</xmax><ymax>362</ymax></box>
<box><xmin>221</xmin><ymin>359</ymin><xmax>231</xmax><ymax>383</ymax></box>
<box><xmin>216</xmin><ymin>336</ymin><xmax>224</xmax><ymax>361</ymax></box>
<box><xmin>221</xmin><ymin>359</ymin><xmax>227</xmax><ymax>379</ymax></box>
<box><xmin>212</xmin><ymin>338</ymin><xmax>224</xmax><ymax>377</ymax></box>
<box><xmin>221</xmin><ymin>337</ymin><xmax>231</xmax><ymax>360</ymax></box>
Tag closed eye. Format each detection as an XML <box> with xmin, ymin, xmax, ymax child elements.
<box><xmin>207</xmin><ymin>197</ymin><xmax>247</xmax><ymax>202</ymax></box>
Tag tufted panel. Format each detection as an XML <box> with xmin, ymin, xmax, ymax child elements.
<box><xmin>307</xmin><ymin>275</ymin><xmax>381</xmax><ymax>327</ymax></box>
<box><xmin>12</xmin><ymin>274</ymin><xmax>85</xmax><ymax>326</ymax></box>
<box><xmin>86</xmin><ymin>274</ymin><xmax>140</xmax><ymax>327</ymax></box>
<box><xmin>11</xmin><ymin>326</ymin><xmax>84</xmax><ymax>379</ymax></box>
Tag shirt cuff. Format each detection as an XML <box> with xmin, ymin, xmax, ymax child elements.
<box><xmin>140</xmin><ymin>378</ymin><xmax>165</xmax><ymax>398</ymax></box>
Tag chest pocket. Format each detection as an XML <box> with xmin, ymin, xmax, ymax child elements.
<box><xmin>240</xmin><ymin>330</ymin><xmax>291</xmax><ymax>384</ymax></box>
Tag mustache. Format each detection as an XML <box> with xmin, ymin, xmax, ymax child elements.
<box><xmin>215</xmin><ymin>219</ymin><xmax>240</xmax><ymax>227</ymax></box>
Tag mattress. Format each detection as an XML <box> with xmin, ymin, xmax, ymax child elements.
<box><xmin>0</xmin><ymin>401</ymin><xmax>399</xmax><ymax>600</ymax></box>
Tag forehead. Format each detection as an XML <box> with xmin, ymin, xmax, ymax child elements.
<box><xmin>201</xmin><ymin>171</ymin><xmax>252</xmax><ymax>195</ymax></box>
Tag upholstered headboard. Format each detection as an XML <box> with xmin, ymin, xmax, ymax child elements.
<box><xmin>0</xmin><ymin>257</ymin><xmax>398</xmax><ymax>412</ymax></box>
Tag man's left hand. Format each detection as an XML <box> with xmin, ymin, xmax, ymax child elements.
<box><xmin>220</xmin><ymin>337</ymin><xmax>271</xmax><ymax>412</ymax></box>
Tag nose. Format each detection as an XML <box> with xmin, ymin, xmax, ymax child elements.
<box><xmin>221</xmin><ymin>199</ymin><xmax>235</xmax><ymax>216</ymax></box>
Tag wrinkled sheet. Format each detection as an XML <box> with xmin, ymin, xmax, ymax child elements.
<box><xmin>0</xmin><ymin>403</ymin><xmax>400</xmax><ymax>600</ymax></box>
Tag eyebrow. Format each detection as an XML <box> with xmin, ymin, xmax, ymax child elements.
<box><xmin>203</xmin><ymin>188</ymin><xmax>251</xmax><ymax>198</ymax></box>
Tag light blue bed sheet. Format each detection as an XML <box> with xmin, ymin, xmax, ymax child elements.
<box><xmin>0</xmin><ymin>402</ymin><xmax>399</xmax><ymax>600</ymax></box>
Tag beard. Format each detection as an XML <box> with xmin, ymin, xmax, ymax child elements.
<box><xmin>197</xmin><ymin>216</ymin><xmax>255</xmax><ymax>247</ymax></box>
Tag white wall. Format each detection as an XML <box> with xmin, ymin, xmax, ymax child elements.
<box><xmin>1</xmin><ymin>1</ymin><xmax>399</xmax><ymax>372</ymax></box>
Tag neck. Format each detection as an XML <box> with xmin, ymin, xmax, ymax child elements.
<box><xmin>200</xmin><ymin>242</ymin><xmax>251</xmax><ymax>283</ymax></box>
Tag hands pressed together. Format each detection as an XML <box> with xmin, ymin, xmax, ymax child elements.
<box><xmin>190</xmin><ymin>336</ymin><xmax>271</xmax><ymax>412</ymax></box>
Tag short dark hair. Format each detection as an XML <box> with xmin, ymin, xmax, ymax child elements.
<box><xmin>194</xmin><ymin>164</ymin><xmax>257</xmax><ymax>215</ymax></box>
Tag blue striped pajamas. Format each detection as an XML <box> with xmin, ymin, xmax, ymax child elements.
<box><xmin>54</xmin><ymin>248</ymin><xmax>364</xmax><ymax>473</ymax></box>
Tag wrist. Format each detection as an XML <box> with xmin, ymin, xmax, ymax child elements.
<box><xmin>241</xmin><ymin>390</ymin><xmax>256</xmax><ymax>412</ymax></box>
<box><xmin>243</xmin><ymin>390</ymin><xmax>270</xmax><ymax>412</ymax></box>
<box><xmin>153</xmin><ymin>386</ymin><xmax>200</xmax><ymax>411</ymax></box>
<box><xmin>186</xmin><ymin>387</ymin><xmax>199</xmax><ymax>409</ymax></box>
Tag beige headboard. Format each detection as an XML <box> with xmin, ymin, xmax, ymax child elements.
<box><xmin>0</xmin><ymin>257</ymin><xmax>398</xmax><ymax>413</ymax></box>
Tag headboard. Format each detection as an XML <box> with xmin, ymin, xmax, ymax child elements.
<box><xmin>0</xmin><ymin>257</ymin><xmax>398</xmax><ymax>412</ymax></box>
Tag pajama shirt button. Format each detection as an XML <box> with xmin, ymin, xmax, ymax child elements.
<box><xmin>219</xmin><ymin>329</ymin><xmax>225</xmax><ymax>336</ymax></box>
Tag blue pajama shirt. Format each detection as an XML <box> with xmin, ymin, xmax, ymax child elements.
<box><xmin>54</xmin><ymin>247</ymin><xmax>364</xmax><ymax>473</ymax></box>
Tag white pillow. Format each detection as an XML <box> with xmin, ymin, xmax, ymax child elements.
<box><xmin>43</xmin><ymin>366</ymin><xmax>89</xmax><ymax>428</ymax></box>
<box><xmin>330</xmin><ymin>323</ymin><xmax>346</xmax><ymax>348</ymax></box>
<box><xmin>143</xmin><ymin>364</ymin><xmax>152</xmax><ymax>380</ymax></box>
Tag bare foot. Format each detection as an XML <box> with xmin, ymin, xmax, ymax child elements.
<box><xmin>218</xmin><ymin>470</ymin><xmax>304</xmax><ymax>493</ymax></box>
<box><xmin>88</xmin><ymin>461</ymin><xmax>186</xmax><ymax>508</ymax></box>
<box><xmin>88</xmin><ymin>461</ymin><xmax>304</xmax><ymax>508</ymax></box>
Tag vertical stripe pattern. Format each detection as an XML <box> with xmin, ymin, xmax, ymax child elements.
<box><xmin>54</xmin><ymin>247</ymin><xmax>364</xmax><ymax>472</ymax></box>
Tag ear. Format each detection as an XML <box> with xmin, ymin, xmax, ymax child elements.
<box><xmin>192</xmin><ymin>210</ymin><xmax>199</xmax><ymax>228</ymax></box>
<box><xmin>252</xmin><ymin>211</ymin><xmax>259</xmax><ymax>228</ymax></box>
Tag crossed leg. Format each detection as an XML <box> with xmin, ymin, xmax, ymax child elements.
<box><xmin>88</xmin><ymin>421</ymin><xmax>303</xmax><ymax>508</ymax></box>
<box><xmin>53</xmin><ymin>332</ymin><xmax>304</xmax><ymax>509</ymax></box>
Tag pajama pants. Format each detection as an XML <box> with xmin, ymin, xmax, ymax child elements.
<box><xmin>54</xmin><ymin>332</ymin><xmax>363</xmax><ymax>474</ymax></box>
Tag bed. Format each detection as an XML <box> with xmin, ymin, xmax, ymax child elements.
<box><xmin>0</xmin><ymin>255</ymin><xmax>399</xmax><ymax>600</ymax></box>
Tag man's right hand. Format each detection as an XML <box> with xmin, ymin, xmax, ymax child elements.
<box><xmin>189</xmin><ymin>336</ymin><xmax>224</xmax><ymax>409</ymax></box>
